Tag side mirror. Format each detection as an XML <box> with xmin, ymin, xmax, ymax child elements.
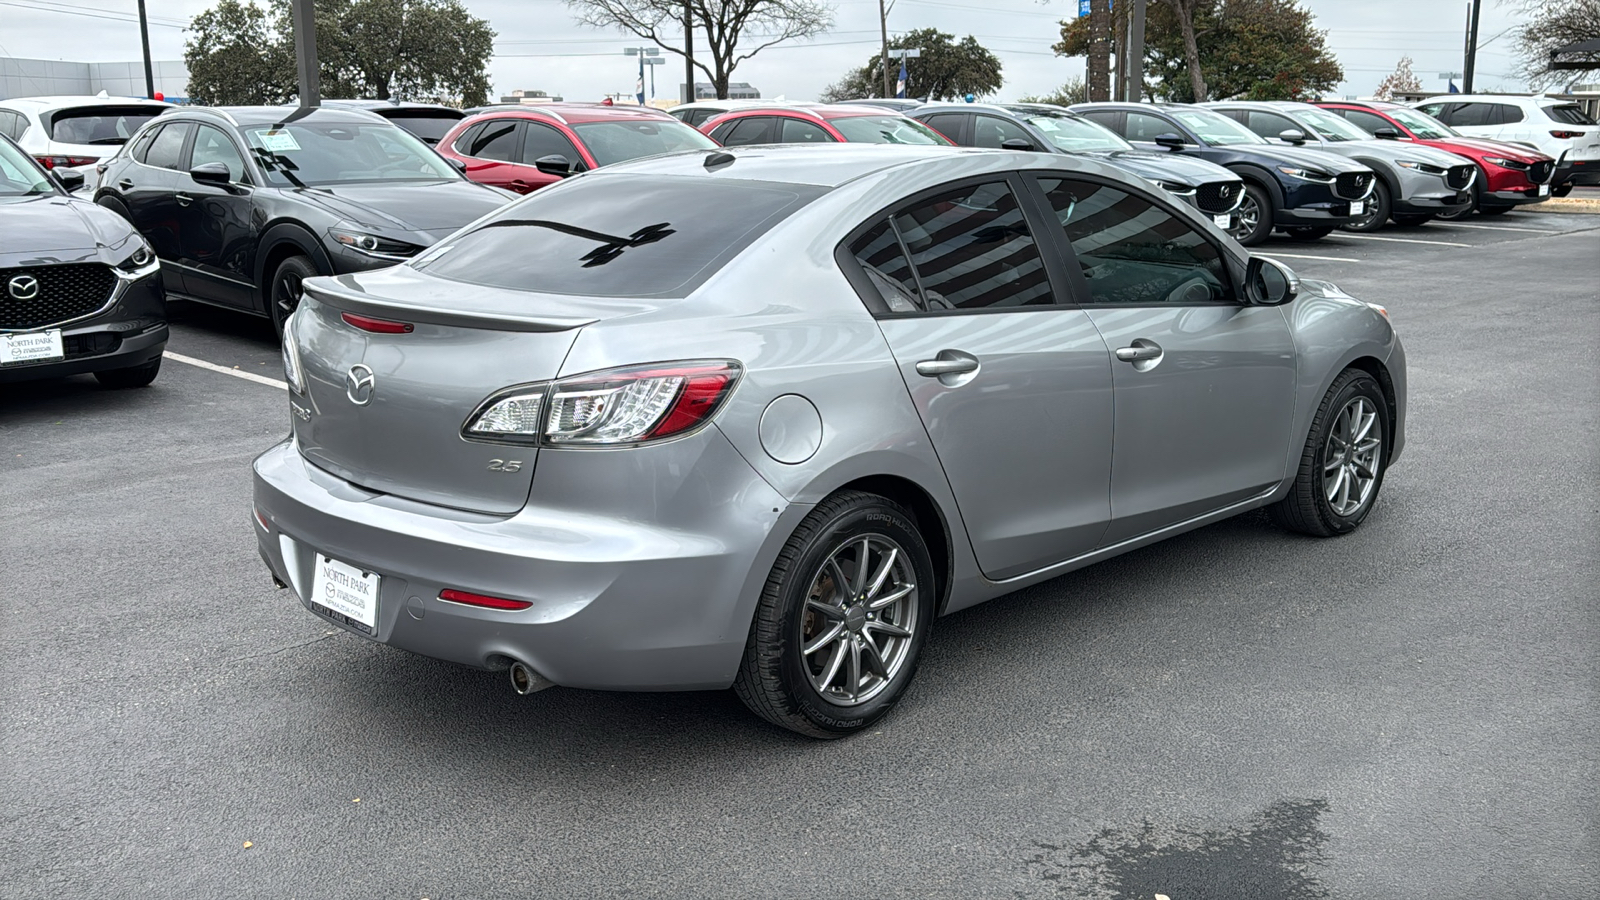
<box><xmin>1372</xmin><ymin>127</ymin><xmax>1401</xmax><ymax>140</ymax></box>
<box><xmin>999</xmin><ymin>138</ymin><xmax>1036</xmax><ymax>152</ymax></box>
<box><xmin>1245</xmin><ymin>255</ymin><xmax>1299</xmax><ymax>306</ymax></box>
<box><xmin>533</xmin><ymin>154</ymin><xmax>573</xmax><ymax>177</ymax></box>
<box><xmin>189</xmin><ymin>161</ymin><xmax>232</xmax><ymax>185</ymax></box>
<box><xmin>446</xmin><ymin>157</ymin><xmax>468</xmax><ymax>173</ymax></box>
<box><xmin>1278</xmin><ymin>129</ymin><xmax>1307</xmax><ymax>144</ymax></box>
<box><xmin>53</xmin><ymin>170</ymin><xmax>86</xmax><ymax>192</ymax></box>
<box><xmin>1153</xmin><ymin>132</ymin><xmax>1186</xmax><ymax>150</ymax></box>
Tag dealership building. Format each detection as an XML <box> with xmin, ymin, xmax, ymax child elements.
<box><xmin>1</xmin><ymin>57</ymin><xmax>188</xmax><ymax>101</ymax></box>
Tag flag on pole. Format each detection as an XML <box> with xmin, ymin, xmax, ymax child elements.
<box><xmin>1447</xmin><ymin>79</ymin><xmax>1459</xmax><ymax>93</ymax></box>
<box><xmin>896</xmin><ymin>59</ymin><xmax>908</xmax><ymax>99</ymax></box>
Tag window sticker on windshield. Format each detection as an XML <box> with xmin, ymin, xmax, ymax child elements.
<box><xmin>254</xmin><ymin>129</ymin><xmax>301</xmax><ymax>152</ymax></box>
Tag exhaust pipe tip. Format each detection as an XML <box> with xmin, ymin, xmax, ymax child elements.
<box><xmin>508</xmin><ymin>661</ymin><xmax>553</xmax><ymax>696</ymax></box>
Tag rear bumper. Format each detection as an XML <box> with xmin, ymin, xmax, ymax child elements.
<box><xmin>1555</xmin><ymin>159</ymin><xmax>1600</xmax><ymax>186</ymax></box>
<box><xmin>251</xmin><ymin>431</ymin><xmax>800</xmax><ymax>692</ymax></box>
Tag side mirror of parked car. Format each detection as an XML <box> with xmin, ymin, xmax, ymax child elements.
<box><xmin>1244</xmin><ymin>255</ymin><xmax>1299</xmax><ymax>306</ymax></box>
<box><xmin>1372</xmin><ymin>127</ymin><xmax>1401</xmax><ymax>140</ymax></box>
<box><xmin>534</xmin><ymin>155</ymin><xmax>574</xmax><ymax>177</ymax></box>
<box><xmin>1000</xmin><ymin>138</ymin><xmax>1036</xmax><ymax>152</ymax></box>
<box><xmin>1154</xmin><ymin>133</ymin><xmax>1186</xmax><ymax>150</ymax></box>
<box><xmin>446</xmin><ymin>157</ymin><xmax>468</xmax><ymax>173</ymax></box>
<box><xmin>53</xmin><ymin>170</ymin><xmax>85</xmax><ymax>192</ymax></box>
<box><xmin>1278</xmin><ymin>129</ymin><xmax>1308</xmax><ymax>145</ymax></box>
<box><xmin>189</xmin><ymin>162</ymin><xmax>233</xmax><ymax>185</ymax></box>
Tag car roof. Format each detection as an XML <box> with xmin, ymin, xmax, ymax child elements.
<box><xmin>714</xmin><ymin>104</ymin><xmax>892</xmax><ymax>121</ymax></box>
<box><xmin>597</xmin><ymin>143</ymin><xmax>1016</xmax><ymax>187</ymax></box>
<box><xmin>172</xmin><ymin>106</ymin><xmax>393</xmax><ymax>127</ymax></box>
<box><xmin>0</xmin><ymin>95</ymin><xmax>171</xmax><ymax>112</ymax></box>
<box><xmin>1317</xmin><ymin>100</ymin><xmax>1405</xmax><ymax>111</ymax></box>
<box><xmin>1207</xmin><ymin>100</ymin><xmax>1318</xmax><ymax>111</ymax></box>
<box><xmin>466</xmin><ymin>103</ymin><xmax>677</xmax><ymax>125</ymax></box>
<box><xmin>319</xmin><ymin>99</ymin><xmax>462</xmax><ymax>113</ymax></box>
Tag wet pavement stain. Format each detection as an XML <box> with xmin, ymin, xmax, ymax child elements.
<box><xmin>1025</xmin><ymin>798</ymin><xmax>1332</xmax><ymax>900</ymax></box>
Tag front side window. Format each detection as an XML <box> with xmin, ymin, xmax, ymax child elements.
<box><xmin>829</xmin><ymin>115</ymin><xmax>947</xmax><ymax>145</ymax></box>
<box><xmin>0</xmin><ymin>139</ymin><xmax>53</xmax><ymax>196</ymax></box>
<box><xmin>1171</xmin><ymin>109</ymin><xmax>1266</xmax><ymax>146</ymax></box>
<box><xmin>1447</xmin><ymin>103</ymin><xmax>1492</xmax><ymax>127</ymax></box>
<box><xmin>240</xmin><ymin>120</ymin><xmax>459</xmax><ymax>186</ymax></box>
<box><xmin>1024</xmin><ymin>114</ymin><xmax>1131</xmax><ymax>152</ymax></box>
<box><xmin>143</xmin><ymin>122</ymin><xmax>192</xmax><ymax>170</ymax></box>
<box><xmin>889</xmin><ymin>180</ymin><xmax>1052</xmax><ymax>310</ymax></box>
<box><xmin>1040</xmin><ymin>177</ymin><xmax>1233</xmax><ymax>306</ymax></box>
<box><xmin>569</xmin><ymin>119</ymin><xmax>716</xmax><ymax>166</ymax></box>
<box><xmin>971</xmin><ymin>116</ymin><xmax>1035</xmax><ymax>149</ymax></box>
<box><xmin>1124</xmin><ymin>111</ymin><xmax>1178</xmax><ymax>143</ymax></box>
<box><xmin>780</xmin><ymin>117</ymin><xmax>835</xmax><ymax>143</ymax></box>
<box><xmin>188</xmin><ymin>124</ymin><xmax>247</xmax><ymax>182</ymax></box>
<box><xmin>1244</xmin><ymin>111</ymin><xmax>1303</xmax><ymax>141</ymax></box>
<box><xmin>520</xmin><ymin>122</ymin><xmax>581</xmax><ymax>165</ymax></box>
<box><xmin>1386</xmin><ymin>107</ymin><xmax>1456</xmax><ymax>139</ymax></box>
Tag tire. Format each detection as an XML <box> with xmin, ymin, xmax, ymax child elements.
<box><xmin>1269</xmin><ymin>369</ymin><xmax>1390</xmax><ymax>537</ymax></box>
<box><xmin>1340</xmin><ymin>179</ymin><xmax>1391</xmax><ymax>232</ymax></box>
<box><xmin>93</xmin><ymin>356</ymin><xmax>161</xmax><ymax>389</ymax></box>
<box><xmin>734</xmin><ymin>490</ymin><xmax>936</xmax><ymax>739</ymax></box>
<box><xmin>1478</xmin><ymin>205</ymin><xmax>1512</xmax><ymax>216</ymax></box>
<box><xmin>1435</xmin><ymin>174</ymin><xmax>1480</xmax><ymax>220</ymax></box>
<box><xmin>96</xmin><ymin>195</ymin><xmax>135</xmax><ymax>223</ymax></box>
<box><xmin>1227</xmin><ymin>183</ymin><xmax>1273</xmax><ymax>246</ymax></box>
<box><xmin>1552</xmin><ymin>183</ymin><xmax>1573</xmax><ymax>198</ymax></box>
<box><xmin>269</xmin><ymin>255</ymin><xmax>318</xmax><ymax>339</ymax></box>
<box><xmin>1284</xmin><ymin>226</ymin><xmax>1334</xmax><ymax>239</ymax></box>
<box><xmin>1390</xmin><ymin>213</ymin><xmax>1434</xmax><ymax>227</ymax></box>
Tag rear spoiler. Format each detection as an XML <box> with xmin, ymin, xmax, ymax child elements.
<box><xmin>302</xmin><ymin>276</ymin><xmax>597</xmax><ymax>333</ymax></box>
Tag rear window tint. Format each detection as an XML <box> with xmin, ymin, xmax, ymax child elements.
<box><xmin>1545</xmin><ymin>104</ymin><xmax>1597</xmax><ymax>126</ymax></box>
<box><xmin>47</xmin><ymin>106</ymin><xmax>164</xmax><ymax>144</ymax></box>
<box><xmin>413</xmin><ymin>175</ymin><xmax>827</xmax><ymax>298</ymax></box>
<box><xmin>380</xmin><ymin>111</ymin><xmax>463</xmax><ymax>143</ymax></box>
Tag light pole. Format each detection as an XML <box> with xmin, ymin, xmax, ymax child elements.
<box><xmin>888</xmin><ymin>48</ymin><xmax>920</xmax><ymax>99</ymax></box>
<box><xmin>135</xmin><ymin>0</ymin><xmax>155</xmax><ymax>99</ymax></box>
<box><xmin>623</xmin><ymin>47</ymin><xmax>661</xmax><ymax>105</ymax></box>
<box><xmin>291</xmin><ymin>0</ymin><xmax>320</xmax><ymax>106</ymax></box>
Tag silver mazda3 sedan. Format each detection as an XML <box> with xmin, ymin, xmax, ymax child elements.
<box><xmin>253</xmin><ymin>144</ymin><xmax>1406</xmax><ymax>738</ymax></box>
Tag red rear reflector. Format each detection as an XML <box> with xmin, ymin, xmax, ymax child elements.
<box><xmin>341</xmin><ymin>312</ymin><xmax>414</xmax><ymax>334</ymax></box>
<box><xmin>648</xmin><ymin>371</ymin><xmax>734</xmax><ymax>438</ymax></box>
<box><xmin>439</xmin><ymin>589</ymin><xmax>532</xmax><ymax>611</ymax></box>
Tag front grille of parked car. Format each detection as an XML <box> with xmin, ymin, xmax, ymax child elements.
<box><xmin>1528</xmin><ymin>160</ymin><xmax>1554</xmax><ymax>184</ymax></box>
<box><xmin>1446</xmin><ymin>165</ymin><xmax>1474</xmax><ymax>189</ymax></box>
<box><xmin>1195</xmin><ymin>181</ymin><xmax>1242</xmax><ymax>213</ymax></box>
<box><xmin>1334</xmin><ymin>172</ymin><xmax>1374</xmax><ymax>200</ymax></box>
<box><xmin>0</xmin><ymin>264</ymin><xmax>118</xmax><ymax>330</ymax></box>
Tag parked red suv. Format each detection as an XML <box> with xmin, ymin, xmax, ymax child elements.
<box><xmin>699</xmin><ymin>105</ymin><xmax>952</xmax><ymax>146</ymax></box>
<box><xmin>1314</xmin><ymin>100</ymin><xmax>1555</xmax><ymax>217</ymax></box>
<box><xmin>435</xmin><ymin>104</ymin><xmax>718</xmax><ymax>194</ymax></box>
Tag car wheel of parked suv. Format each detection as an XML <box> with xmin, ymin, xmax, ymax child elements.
<box><xmin>1284</xmin><ymin>227</ymin><xmax>1334</xmax><ymax>239</ymax></box>
<box><xmin>271</xmin><ymin>255</ymin><xmax>318</xmax><ymax>337</ymax></box>
<box><xmin>734</xmin><ymin>491</ymin><xmax>936</xmax><ymax>738</ymax></box>
<box><xmin>1228</xmin><ymin>184</ymin><xmax>1273</xmax><ymax>246</ymax></box>
<box><xmin>1477</xmin><ymin>205</ymin><xmax>1512</xmax><ymax>216</ymax></box>
<box><xmin>93</xmin><ymin>356</ymin><xmax>162</xmax><ymax>389</ymax></box>
<box><xmin>1341</xmin><ymin>180</ymin><xmax>1391</xmax><ymax>232</ymax></box>
<box><xmin>1552</xmin><ymin>184</ymin><xmax>1573</xmax><ymax>198</ymax></box>
<box><xmin>1270</xmin><ymin>369</ymin><xmax>1390</xmax><ymax>537</ymax></box>
<box><xmin>1391</xmin><ymin>213</ymin><xmax>1434</xmax><ymax>226</ymax></box>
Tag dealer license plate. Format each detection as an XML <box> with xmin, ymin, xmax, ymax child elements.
<box><xmin>1213</xmin><ymin>213</ymin><xmax>1230</xmax><ymax>228</ymax></box>
<box><xmin>310</xmin><ymin>553</ymin><xmax>381</xmax><ymax>632</ymax></box>
<box><xmin>0</xmin><ymin>329</ymin><xmax>64</xmax><ymax>365</ymax></box>
<box><xmin>1350</xmin><ymin>200</ymin><xmax>1365</xmax><ymax>215</ymax></box>
<box><xmin>1538</xmin><ymin>183</ymin><xmax>1550</xmax><ymax>196</ymax></box>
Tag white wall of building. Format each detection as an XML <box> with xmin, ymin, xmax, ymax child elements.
<box><xmin>1</xmin><ymin>57</ymin><xmax>189</xmax><ymax>101</ymax></box>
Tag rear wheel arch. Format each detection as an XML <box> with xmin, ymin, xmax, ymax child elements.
<box><xmin>827</xmin><ymin>475</ymin><xmax>953</xmax><ymax>616</ymax></box>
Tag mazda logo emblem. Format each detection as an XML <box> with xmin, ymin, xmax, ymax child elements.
<box><xmin>345</xmin><ymin>364</ymin><xmax>376</xmax><ymax>406</ymax></box>
<box><xmin>7</xmin><ymin>275</ymin><xmax>39</xmax><ymax>301</ymax></box>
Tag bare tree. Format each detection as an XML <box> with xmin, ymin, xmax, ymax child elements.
<box><xmin>1373</xmin><ymin>56</ymin><xmax>1422</xmax><ymax>100</ymax></box>
<box><xmin>1512</xmin><ymin>0</ymin><xmax>1600</xmax><ymax>88</ymax></box>
<box><xmin>567</xmin><ymin>0</ymin><xmax>833</xmax><ymax>100</ymax></box>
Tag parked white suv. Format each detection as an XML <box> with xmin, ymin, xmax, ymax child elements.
<box><xmin>0</xmin><ymin>94</ymin><xmax>172</xmax><ymax>193</ymax></box>
<box><xmin>1410</xmin><ymin>95</ymin><xmax>1600</xmax><ymax>195</ymax></box>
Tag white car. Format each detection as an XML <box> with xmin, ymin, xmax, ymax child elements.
<box><xmin>0</xmin><ymin>94</ymin><xmax>172</xmax><ymax>193</ymax></box>
<box><xmin>1409</xmin><ymin>94</ymin><xmax>1600</xmax><ymax>195</ymax></box>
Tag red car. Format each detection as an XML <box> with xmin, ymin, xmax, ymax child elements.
<box><xmin>1314</xmin><ymin>100</ymin><xmax>1556</xmax><ymax>217</ymax></box>
<box><xmin>698</xmin><ymin>105</ymin><xmax>953</xmax><ymax>146</ymax></box>
<box><xmin>435</xmin><ymin>104</ymin><xmax>718</xmax><ymax>194</ymax></box>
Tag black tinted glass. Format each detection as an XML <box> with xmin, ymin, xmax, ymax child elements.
<box><xmin>414</xmin><ymin>175</ymin><xmax>825</xmax><ymax>298</ymax></box>
<box><xmin>1040</xmin><ymin>177</ymin><xmax>1232</xmax><ymax>305</ymax></box>
<box><xmin>520</xmin><ymin>122</ymin><xmax>579</xmax><ymax>164</ymax></box>
<box><xmin>971</xmin><ymin>116</ymin><xmax>1032</xmax><ymax>148</ymax></box>
<box><xmin>48</xmin><ymin>106</ymin><xmax>164</xmax><ymax>144</ymax></box>
<box><xmin>781</xmin><ymin>117</ymin><xmax>834</xmax><ymax>143</ymax></box>
<box><xmin>382</xmin><ymin>111</ymin><xmax>462</xmax><ymax>143</ymax></box>
<box><xmin>1450</xmin><ymin>103</ymin><xmax>1491</xmax><ymax>127</ymax></box>
<box><xmin>849</xmin><ymin>219</ymin><xmax>923</xmax><ymax>313</ymax></box>
<box><xmin>1548</xmin><ymin>104</ymin><xmax>1596</xmax><ymax>125</ymax></box>
<box><xmin>189</xmin><ymin>124</ymin><xmax>246</xmax><ymax>181</ymax></box>
<box><xmin>921</xmin><ymin>114</ymin><xmax>966</xmax><ymax>143</ymax></box>
<box><xmin>1492</xmin><ymin>104</ymin><xmax>1524</xmax><ymax>124</ymax></box>
<box><xmin>1343</xmin><ymin>109</ymin><xmax>1392</xmax><ymax>134</ymax></box>
<box><xmin>468</xmin><ymin>120</ymin><xmax>520</xmax><ymax>160</ymax></box>
<box><xmin>1246</xmin><ymin>111</ymin><xmax>1299</xmax><ymax>139</ymax></box>
<box><xmin>722</xmin><ymin>117</ymin><xmax>774</xmax><ymax>146</ymax></box>
<box><xmin>892</xmin><ymin>180</ymin><xmax>1052</xmax><ymax>310</ymax></box>
<box><xmin>143</xmin><ymin>123</ymin><xmax>191</xmax><ymax>170</ymax></box>
<box><xmin>1125</xmin><ymin>111</ymin><xmax>1174</xmax><ymax>142</ymax></box>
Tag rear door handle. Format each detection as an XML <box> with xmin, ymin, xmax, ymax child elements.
<box><xmin>916</xmin><ymin>357</ymin><xmax>979</xmax><ymax>376</ymax></box>
<box><xmin>1115</xmin><ymin>343</ymin><xmax>1162</xmax><ymax>362</ymax></box>
<box><xmin>117</xmin><ymin>179</ymin><xmax>135</xmax><ymax>190</ymax></box>
<box><xmin>175</xmin><ymin>191</ymin><xmax>193</xmax><ymax>206</ymax></box>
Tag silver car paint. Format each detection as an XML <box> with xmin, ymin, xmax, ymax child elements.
<box><xmin>254</xmin><ymin>145</ymin><xmax>1405</xmax><ymax>690</ymax></box>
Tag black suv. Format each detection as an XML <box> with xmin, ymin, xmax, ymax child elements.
<box><xmin>95</xmin><ymin>106</ymin><xmax>510</xmax><ymax>334</ymax></box>
<box><xmin>1071</xmin><ymin>103</ymin><xmax>1377</xmax><ymax>245</ymax></box>
<box><xmin>1</xmin><ymin>134</ymin><xmax>165</xmax><ymax>387</ymax></box>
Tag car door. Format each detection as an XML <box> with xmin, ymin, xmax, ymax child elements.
<box><xmin>516</xmin><ymin>121</ymin><xmax>585</xmax><ymax>192</ymax></box>
<box><xmin>1489</xmin><ymin>103</ymin><xmax>1530</xmax><ymax>145</ymax></box>
<box><xmin>779</xmin><ymin>116</ymin><xmax>835</xmax><ymax>143</ymax></box>
<box><xmin>176</xmin><ymin>123</ymin><xmax>256</xmax><ymax>309</ymax></box>
<box><xmin>119</xmin><ymin>121</ymin><xmax>192</xmax><ymax>296</ymax></box>
<box><xmin>1033</xmin><ymin>174</ymin><xmax>1296</xmax><ymax>544</ymax></box>
<box><xmin>1243</xmin><ymin>110</ymin><xmax>1304</xmax><ymax>144</ymax></box>
<box><xmin>451</xmin><ymin>118</ymin><xmax>524</xmax><ymax>190</ymax></box>
<box><xmin>713</xmin><ymin>116</ymin><xmax>776</xmax><ymax>146</ymax></box>
<box><xmin>851</xmin><ymin>175</ymin><xmax>1115</xmax><ymax>579</ymax></box>
<box><xmin>918</xmin><ymin>113</ymin><xmax>970</xmax><ymax>145</ymax></box>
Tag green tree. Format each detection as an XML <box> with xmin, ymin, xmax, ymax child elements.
<box><xmin>1053</xmin><ymin>0</ymin><xmax>1342</xmax><ymax>102</ymax></box>
<box><xmin>820</xmin><ymin>28</ymin><xmax>1003</xmax><ymax>102</ymax></box>
<box><xmin>1513</xmin><ymin>0</ymin><xmax>1600</xmax><ymax>88</ymax></box>
<box><xmin>184</xmin><ymin>0</ymin><xmax>294</xmax><ymax>106</ymax></box>
<box><xmin>1018</xmin><ymin>76</ymin><xmax>1087</xmax><ymax>107</ymax></box>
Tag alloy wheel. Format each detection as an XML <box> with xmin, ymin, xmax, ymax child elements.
<box><xmin>798</xmin><ymin>535</ymin><xmax>919</xmax><ymax>707</ymax></box>
<box><xmin>1323</xmin><ymin>396</ymin><xmax>1382</xmax><ymax>517</ymax></box>
<box><xmin>1229</xmin><ymin>194</ymin><xmax>1260</xmax><ymax>241</ymax></box>
<box><xmin>275</xmin><ymin>271</ymin><xmax>304</xmax><ymax>323</ymax></box>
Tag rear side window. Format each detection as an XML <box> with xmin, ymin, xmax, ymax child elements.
<box><xmin>464</xmin><ymin>119</ymin><xmax>520</xmax><ymax>160</ymax></box>
<box><xmin>46</xmin><ymin>105</ymin><xmax>164</xmax><ymax>144</ymax></box>
<box><xmin>142</xmin><ymin>123</ymin><xmax>192</xmax><ymax>170</ymax></box>
<box><xmin>848</xmin><ymin>220</ymin><xmax>923</xmax><ymax>313</ymax></box>
<box><xmin>718</xmin><ymin>117</ymin><xmax>775</xmax><ymax>146</ymax></box>
<box><xmin>920</xmin><ymin>113</ymin><xmax>966</xmax><ymax>144</ymax></box>
<box><xmin>413</xmin><ymin>175</ymin><xmax>826</xmax><ymax>298</ymax></box>
<box><xmin>888</xmin><ymin>179</ymin><xmax>1052</xmax><ymax>311</ymax></box>
<box><xmin>1488</xmin><ymin>104</ymin><xmax>1524</xmax><ymax>125</ymax></box>
<box><xmin>1448</xmin><ymin>103</ymin><xmax>1492</xmax><ymax>127</ymax></box>
<box><xmin>0</xmin><ymin>111</ymin><xmax>23</xmax><ymax>140</ymax></box>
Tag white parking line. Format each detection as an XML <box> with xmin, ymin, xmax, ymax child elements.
<box><xmin>1332</xmin><ymin>234</ymin><xmax>1473</xmax><ymax>247</ymax></box>
<box><xmin>1257</xmin><ymin>251</ymin><xmax>1362</xmax><ymax>262</ymax></box>
<box><xmin>1430</xmin><ymin>222</ymin><xmax>1559</xmax><ymax>233</ymax></box>
<box><xmin>164</xmin><ymin>351</ymin><xmax>287</xmax><ymax>390</ymax></box>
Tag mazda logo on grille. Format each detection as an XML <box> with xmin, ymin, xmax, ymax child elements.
<box><xmin>345</xmin><ymin>364</ymin><xmax>376</xmax><ymax>406</ymax></box>
<box><xmin>7</xmin><ymin>274</ymin><xmax>39</xmax><ymax>301</ymax></box>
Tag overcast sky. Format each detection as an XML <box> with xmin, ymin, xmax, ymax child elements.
<box><xmin>1</xmin><ymin>0</ymin><xmax>1537</xmax><ymax>102</ymax></box>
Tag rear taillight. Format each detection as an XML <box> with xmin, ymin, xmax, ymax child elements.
<box><xmin>33</xmin><ymin>155</ymin><xmax>97</xmax><ymax>170</ymax></box>
<box><xmin>1549</xmin><ymin>130</ymin><xmax>1583</xmax><ymax>139</ymax></box>
<box><xmin>281</xmin><ymin>312</ymin><xmax>307</xmax><ymax>394</ymax></box>
<box><xmin>439</xmin><ymin>589</ymin><xmax>532</xmax><ymax>611</ymax></box>
<box><xmin>462</xmin><ymin>360</ymin><xmax>741</xmax><ymax>447</ymax></box>
<box><xmin>341</xmin><ymin>311</ymin><xmax>414</xmax><ymax>333</ymax></box>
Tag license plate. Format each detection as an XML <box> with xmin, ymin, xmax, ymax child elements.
<box><xmin>1538</xmin><ymin>183</ymin><xmax>1550</xmax><ymax>196</ymax></box>
<box><xmin>1213</xmin><ymin>213</ymin><xmax>1230</xmax><ymax>228</ymax></box>
<box><xmin>0</xmin><ymin>329</ymin><xmax>64</xmax><ymax>365</ymax></box>
<box><xmin>310</xmin><ymin>553</ymin><xmax>381</xmax><ymax>632</ymax></box>
<box><xmin>1350</xmin><ymin>200</ymin><xmax>1365</xmax><ymax>215</ymax></box>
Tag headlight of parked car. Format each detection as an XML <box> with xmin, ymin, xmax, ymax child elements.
<box><xmin>329</xmin><ymin>223</ymin><xmax>425</xmax><ymax>261</ymax></box>
<box><xmin>1276</xmin><ymin>166</ymin><xmax>1334</xmax><ymax>182</ymax></box>
<box><xmin>114</xmin><ymin>237</ymin><xmax>159</xmax><ymax>276</ymax></box>
<box><xmin>1396</xmin><ymin>160</ymin><xmax>1446</xmax><ymax>174</ymax></box>
<box><xmin>1156</xmin><ymin>181</ymin><xmax>1196</xmax><ymax>195</ymax></box>
<box><xmin>1481</xmin><ymin>156</ymin><xmax>1528</xmax><ymax>170</ymax></box>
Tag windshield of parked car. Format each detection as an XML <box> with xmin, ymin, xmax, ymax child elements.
<box><xmin>47</xmin><ymin>105</ymin><xmax>165</xmax><ymax>145</ymax></box>
<box><xmin>381</xmin><ymin>111</ymin><xmax>464</xmax><ymax>144</ymax></box>
<box><xmin>1170</xmin><ymin>109</ymin><xmax>1267</xmax><ymax>146</ymax></box>
<box><xmin>239</xmin><ymin>119</ymin><xmax>459</xmax><ymax>186</ymax></box>
<box><xmin>1385</xmin><ymin>107</ymin><xmax>1457</xmax><ymax>139</ymax></box>
<box><xmin>1293</xmin><ymin>108</ymin><xmax>1371</xmax><ymax>142</ymax></box>
<box><xmin>829</xmin><ymin>115</ymin><xmax>950</xmax><ymax>145</ymax></box>
<box><xmin>0</xmin><ymin>140</ymin><xmax>55</xmax><ymax>197</ymax></box>
<box><xmin>570</xmin><ymin>120</ymin><xmax>717</xmax><ymax>167</ymax></box>
<box><xmin>1543</xmin><ymin>103</ymin><xmax>1597</xmax><ymax>126</ymax></box>
<box><xmin>1023</xmin><ymin>113</ymin><xmax>1133</xmax><ymax>152</ymax></box>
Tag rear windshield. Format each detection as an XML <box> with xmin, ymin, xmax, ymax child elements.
<box><xmin>1544</xmin><ymin>104</ymin><xmax>1597</xmax><ymax>126</ymax></box>
<box><xmin>412</xmin><ymin>174</ymin><xmax>827</xmax><ymax>297</ymax></box>
<box><xmin>47</xmin><ymin>105</ymin><xmax>165</xmax><ymax>144</ymax></box>
<box><xmin>379</xmin><ymin>111</ymin><xmax>464</xmax><ymax>143</ymax></box>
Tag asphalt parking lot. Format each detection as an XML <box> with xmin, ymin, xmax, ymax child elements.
<box><xmin>3</xmin><ymin>209</ymin><xmax>1596</xmax><ymax>899</ymax></box>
